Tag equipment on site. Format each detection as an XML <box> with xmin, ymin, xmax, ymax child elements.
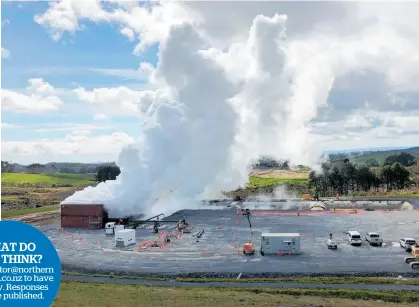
<box><xmin>193</xmin><ymin>229</ymin><xmax>205</xmax><ymax>238</ymax></box>
<box><xmin>347</xmin><ymin>231</ymin><xmax>362</xmax><ymax>246</ymax></box>
<box><xmin>115</xmin><ymin>224</ymin><xmax>125</xmax><ymax>232</ymax></box>
<box><xmin>238</xmin><ymin>209</ymin><xmax>256</xmax><ymax>255</ymax></box>
<box><xmin>327</xmin><ymin>233</ymin><xmax>337</xmax><ymax>249</ymax></box>
<box><xmin>404</xmin><ymin>244</ymin><xmax>419</xmax><ymax>269</ymax></box>
<box><xmin>400</xmin><ymin>238</ymin><xmax>417</xmax><ymax>252</ymax></box>
<box><xmin>115</xmin><ymin>229</ymin><xmax>136</xmax><ymax>247</ymax></box>
<box><xmin>260</xmin><ymin>233</ymin><xmax>301</xmax><ymax>256</ymax></box>
<box><xmin>104</xmin><ymin>221</ymin><xmax>124</xmax><ymax>235</ymax></box>
<box><xmin>239</xmin><ymin>208</ymin><xmax>252</xmax><ymax>235</ymax></box>
<box><xmin>105</xmin><ymin>222</ymin><xmax>116</xmax><ymax>235</ymax></box>
<box><xmin>365</xmin><ymin>232</ymin><xmax>383</xmax><ymax>246</ymax></box>
<box><xmin>177</xmin><ymin>219</ymin><xmax>191</xmax><ymax>233</ymax></box>
<box><xmin>243</xmin><ymin>241</ymin><xmax>256</xmax><ymax>255</ymax></box>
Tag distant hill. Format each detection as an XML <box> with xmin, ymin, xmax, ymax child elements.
<box><xmin>351</xmin><ymin>147</ymin><xmax>419</xmax><ymax>165</ymax></box>
<box><xmin>1</xmin><ymin>161</ymin><xmax>116</xmax><ymax>174</ymax></box>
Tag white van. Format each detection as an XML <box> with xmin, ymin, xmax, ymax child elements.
<box><xmin>348</xmin><ymin>231</ymin><xmax>362</xmax><ymax>246</ymax></box>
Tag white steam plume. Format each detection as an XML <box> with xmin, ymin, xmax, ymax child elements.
<box><xmin>61</xmin><ymin>6</ymin><xmax>418</xmax><ymax>218</ymax></box>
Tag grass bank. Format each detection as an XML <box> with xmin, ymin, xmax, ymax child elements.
<box><xmin>247</xmin><ymin>176</ymin><xmax>308</xmax><ymax>189</ymax></box>
<box><xmin>1</xmin><ymin>173</ymin><xmax>95</xmax><ymax>186</ymax></box>
<box><xmin>53</xmin><ymin>281</ymin><xmax>419</xmax><ymax>307</ymax></box>
<box><xmin>62</xmin><ymin>272</ymin><xmax>419</xmax><ymax>285</ymax></box>
<box><xmin>2</xmin><ymin>205</ymin><xmax>60</xmax><ymax>219</ymax></box>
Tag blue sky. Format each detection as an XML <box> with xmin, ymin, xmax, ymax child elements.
<box><xmin>1</xmin><ymin>1</ymin><xmax>157</xmax><ymax>163</ymax></box>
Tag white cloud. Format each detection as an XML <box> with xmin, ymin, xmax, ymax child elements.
<box><xmin>120</xmin><ymin>27</ymin><xmax>135</xmax><ymax>41</ymax></box>
<box><xmin>1</xmin><ymin>47</ymin><xmax>10</xmax><ymax>59</ymax></box>
<box><xmin>73</xmin><ymin>85</ymin><xmax>166</xmax><ymax>116</ymax></box>
<box><xmin>2</xmin><ymin>131</ymin><xmax>135</xmax><ymax>164</ymax></box>
<box><xmin>34</xmin><ymin>1</ymin><xmax>197</xmax><ymax>53</ymax></box>
<box><xmin>1</xmin><ymin>78</ymin><xmax>63</xmax><ymax>114</ymax></box>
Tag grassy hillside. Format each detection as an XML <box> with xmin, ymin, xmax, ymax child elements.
<box><xmin>247</xmin><ymin>176</ymin><xmax>308</xmax><ymax>189</ymax></box>
<box><xmin>1</xmin><ymin>173</ymin><xmax>96</xmax><ymax>186</ymax></box>
<box><xmin>352</xmin><ymin>146</ymin><xmax>419</xmax><ymax>165</ymax></box>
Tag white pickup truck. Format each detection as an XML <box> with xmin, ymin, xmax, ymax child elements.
<box><xmin>400</xmin><ymin>238</ymin><xmax>417</xmax><ymax>252</ymax></box>
<box><xmin>365</xmin><ymin>232</ymin><xmax>383</xmax><ymax>246</ymax></box>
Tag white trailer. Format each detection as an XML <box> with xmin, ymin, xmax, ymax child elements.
<box><xmin>260</xmin><ymin>233</ymin><xmax>301</xmax><ymax>256</ymax></box>
<box><xmin>105</xmin><ymin>222</ymin><xmax>116</xmax><ymax>235</ymax></box>
<box><xmin>115</xmin><ymin>229</ymin><xmax>136</xmax><ymax>247</ymax></box>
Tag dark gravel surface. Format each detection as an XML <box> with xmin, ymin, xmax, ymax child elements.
<box><xmin>41</xmin><ymin>205</ymin><xmax>419</xmax><ymax>276</ymax></box>
<box><xmin>62</xmin><ymin>274</ymin><xmax>419</xmax><ymax>290</ymax></box>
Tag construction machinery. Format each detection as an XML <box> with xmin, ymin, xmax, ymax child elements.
<box><xmin>107</xmin><ymin>214</ymin><xmax>191</xmax><ymax>234</ymax></box>
<box><xmin>239</xmin><ymin>208</ymin><xmax>255</xmax><ymax>255</ymax></box>
<box><xmin>404</xmin><ymin>244</ymin><xmax>419</xmax><ymax>269</ymax></box>
<box><xmin>177</xmin><ymin>219</ymin><xmax>191</xmax><ymax>233</ymax></box>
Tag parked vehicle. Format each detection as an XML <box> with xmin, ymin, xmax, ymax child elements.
<box><xmin>365</xmin><ymin>232</ymin><xmax>383</xmax><ymax>246</ymax></box>
<box><xmin>404</xmin><ymin>245</ymin><xmax>419</xmax><ymax>269</ymax></box>
<box><xmin>400</xmin><ymin>238</ymin><xmax>417</xmax><ymax>252</ymax></box>
<box><xmin>347</xmin><ymin>231</ymin><xmax>362</xmax><ymax>246</ymax></box>
<box><xmin>327</xmin><ymin>233</ymin><xmax>337</xmax><ymax>249</ymax></box>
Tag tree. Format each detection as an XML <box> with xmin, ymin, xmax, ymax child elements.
<box><xmin>96</xmin><ymin>165</ymin><xmax>121</xmax><ymax>182</ymax></box>
<box><xmin>390</xmin><ymin>162</ymin><xmax>410</xmax><ymax>189</ymax></box>
<box><xmin>364</xmin><ymin>158</ymin><xmax>380</xmax><ymax>167</ymax></box>
<box><xmin>308</xmin><ymin>158</ymin><xmax>412</xmax><ymax>197</ymax></box>
<box><xmin>1</xmin><ymin>161</ymin><xmax>14</xmax><ymax>173</ymax></box>
<box><xmin>26</xmin><ymin>163</ymin><xmax>45</xmax><ymax>174</ymax></box>
<box><xmin>384</xmin><ymin>152</ymin><xmax>416</xmax><ymax>167</ymax></box>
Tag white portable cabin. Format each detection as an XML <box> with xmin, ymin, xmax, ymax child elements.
<box><xmin>260</xmin><ymin>233</ymin><xmax>301</xmax><ymax>255</ymax></box>
<box><xmin>105</xmin><ymin>222</ymin><xmax>116</xmax><ymax>235</ymax></box>
<box><xmin>115</xmin><ymin>229</ymin><xmax>136</xmax><ymax>247</ymax></box>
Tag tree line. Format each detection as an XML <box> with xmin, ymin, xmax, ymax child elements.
<box><xmin>96</xmin><ymin>165</ymin><xmax>121</xmax><ymax>182</ymax></box>
<box><xmin>308</xmin><ymin>158</ymin><xmax>414</xmax><ymax>197</ymax></box>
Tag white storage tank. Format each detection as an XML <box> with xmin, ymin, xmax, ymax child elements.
<box><xmin>115</xmin><ymin>229</ymin><xmax>136</xmax><ymax>247</ymax></box>
<box><xmin>105</xmin><ymin>222</ymin><xmax>116</xmax><ymax>235</ymax></box>
<box><xmin>260</xmin><ymin>233</ymin><xmax>301</xmax><ymax>256</ymax></box>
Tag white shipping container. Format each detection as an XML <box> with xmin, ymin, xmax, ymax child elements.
<box><xmin>260</xmin><ymin>233</ymin><xmax>301</xmax><ymax>255</ymax></box>
<box><xmin>115</xmin><ymin>229</ymin><xmax>136</xmax><ymax>247</ymax></box>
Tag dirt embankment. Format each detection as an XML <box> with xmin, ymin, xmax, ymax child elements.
<box><xmin>1</xmin><ymin>186</ymin><xmax>87</xmax><ymax>211</ymax></box>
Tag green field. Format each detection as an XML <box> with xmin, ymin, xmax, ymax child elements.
<box><xmin>247</xmin><ymin>176</ymin><xmax>308</xmax><ymax>189</ymax></box>
<box><xmin>52</xmin><ymin>281</ymin><xmax>419</xmax><ymax>307</ymax></box>
<box><xmin>1</xmin><ymin>173</ymin><xmax>96</xmax><ymax>186</ymax></box>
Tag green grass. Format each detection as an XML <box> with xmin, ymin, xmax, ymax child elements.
<box><xmin>62</xmin><ymin>272</ymin><xmax>419</xmax><ymax>285</ymax></box>
<box><xmin>1</xmin><ymin>173</ymin><xmax>95</xmax><ymax>186</ymax></box>
<box><xmin>53</xmin><ymin>281</ymin><xmax>419</xmax><ymax>307</ymax></box>
<box><xmin>247</xmin><ymin>176</ymin><xmax>308</xmax><ymax>189</ymax></box>
<box><xmin>176</xmin><ymin>277</ymin><xmax>419</xmax><ymax>285</ymax></box>
<box><xmin>1</xmin><ymin>205</ymin><xmax>60</xmax><ymax>218</ymax></box>
<box><xmin>0</xmin><ymin>195</ymin><xmax>19</xmax><ymax>200</ymax></box>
